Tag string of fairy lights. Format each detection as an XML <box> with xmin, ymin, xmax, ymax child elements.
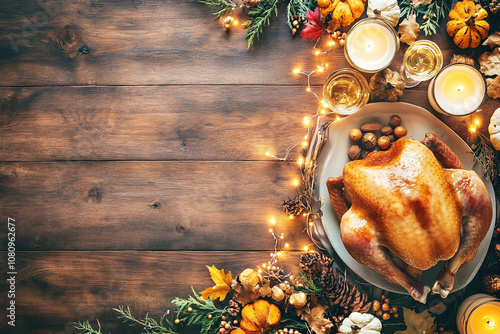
<box><xmin>256</xmin><ymin>29</ymin><xmax>486</xmax><ymax>277</ymax></box>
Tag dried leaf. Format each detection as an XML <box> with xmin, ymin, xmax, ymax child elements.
<box><xmin>487</xmin><ymin>76</ymin><xmax>500</xmax><ymax>99</ymax></box>
<box><xmin>300</xmin><ymin>303</ymin><xmax>333</xmax><ymax>334</ymax></box>
<box><xmin>483</xmin><ymin>32</ymin><xmax>500</xmax><ymax>49</ymax></box>
<box><xmin>398</xmin><ymin>14</ymin><xmax>420</xmax><ymax>45</ymax></box>
<box><xmin>412</xmin><ymin>0</ymin><xmax>432</xmax><ymax>8</ymax></box>
<box><xmin>200</xmin><ymin>265</ymin><xmax>232</xmax><ymax>301</ymax></box>
<box><xmin>479</xmin><ymin>48</ymin><xmax>500</xmax><ymax>76</ymax></box>
<box><xmin>301</xmin><ymin>8</ymin><xmax>325</xmax><ymax>40</ymax></box>
<box><xmin>395</xmin><ymin>308</ymin><xmax>436</xmax><ymax>334</ymax></box>
<box><xmin>450</xmin><ymin>54</ymin><xmax>475</xmax><ymax>66</ymax></box>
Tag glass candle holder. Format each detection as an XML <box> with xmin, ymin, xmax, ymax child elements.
<box><xmin>401</xmin><ymin>40</ymin><xmax>443</xmax><ymax>88</ymax></box>
<box><xmin>344</xmin><ymin>18</ymin><xmax>399</xmax><ymax>73</ymax></box>
<box><xmin>322</xmin><ymin>68</ymin><xmax>369</xmax><ymax>116</ymax></box>
<box><xmin>428</xmin><ymin>63</ymin><xmax>486</xmax><ymax>116</ymax></box>
<box><xmin>457</xmin><ymin>294</ymin><xmax>500</xmax><ymax>334</ymax></box>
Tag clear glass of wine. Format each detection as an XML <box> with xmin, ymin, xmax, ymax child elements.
<box><xmin>401</xmin><ymin>40</ymin><xmax>443</xmax><ymax>88</ymax></box>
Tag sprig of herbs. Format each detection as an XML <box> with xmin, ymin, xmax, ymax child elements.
<box><xmin>172</xmin><ymin>287</ymin><xmax>229</xmax><ymax>334</ymax></box>
<box><xmin>286</xmin><ymin>0</ymin><xmax>317</xmax><ymax>30</ymax></box>
<box><xmin>398</xmin><ymin>0</ymin><xmax>452</xmax><ymax>35</ymax></box>
<box><xmin>113</xmin><ymin>306</ymin><xmax>179</xmax><ymax>334</ymax></box>
<box><xmin>472</xmin><ymin>135</ymin><xmax>500</xmax><ymax>195</ymax></box>
<box><xmin>294</xmin><ymin>272</ymin><xmax>324</xmax><ymax>295</ymax></box>
<box><xmin>74</xmin><ymin>320</ymin><xmax>105</xmax><ymax>334</ymax></box>
<box><xmin>199</xmin><ymin>0</ymin><xmax>237</xmax><ymax>20</ymax></box>
<box><xmin>244</xmin><ymin>0</ymin><xmax>282</xmax><ymax>48</ymax></box>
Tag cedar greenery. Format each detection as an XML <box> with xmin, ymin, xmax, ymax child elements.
<box><xmin>74</xmin><ymin>320</ymin><xmax>104</xmax><ymax>334</ymax></box>
<box><xmin>114</xmin><ymin>306</ymin><xmax>179</xmax><ymax>334</ymax></box>
<box><xmin>172</xmin><ymin>287</ymin><xmax>230</xmax><ymax>334</ymax></box>
<box><xmin>398</xmin><ymin>0</ymin><xmax>452</xmax><ymax>35</ymax></box>
<box><xmin>286</xmin><ymin>0</ymin><xmax>317</xmax><ymax>30</ymax></box>
<box><xmin>199</xmin><ymin>0</ymin><xmax>237</xmax><ymax>20</ymax></box>
<box><xmin>244</xmin><ymin>0</ymin><xmax>282</xmax><ymax>48</ymax></box>
<box><xmin>472</xmin><ymin>134</ymin><xmax>500</xmax><ymax>195</ymax></box>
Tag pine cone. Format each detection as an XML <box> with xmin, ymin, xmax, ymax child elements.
<box><xmin>481</xmin><ymin>274</ymin><xmax>500</xmax><ymax>294</ymax></box>
<box><xmin>490</xmin><ymin>0</ymin><xmax>500</xmax><ymax>14</ymax></box>
<box><xmin>321</xmin><ymin>267</ymin><xmax>372</xmax><ymax>313</ymax></box>
<box><xmin>227</xmin><ymin>299</ymin><xmax>241</xmax><ymax>317</ymax></box>
<box><xmin>282</xmin><ymin>196</ymin><xmax>305</xmax><ymax>216</ymax></box>
<box><xmin>299</xmin><ymin>251</ymin><xmax>334</xmax><ymax>277</ymax></box>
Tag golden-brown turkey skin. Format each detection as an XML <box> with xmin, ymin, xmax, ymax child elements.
<box><xmin>342</xmin><ymin>139</ymin><xmax>461</xmax><ymax>271</ymax></box>
<box><xmin>327</xmin><ymin>136</ymin><xmax>492</xmax><ymax>303</ymax></box>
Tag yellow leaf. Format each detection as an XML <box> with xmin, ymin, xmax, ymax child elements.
<box><xmin>206</xmin><ymin>265</ymin><xmax>232</xmax><ymax>287</ymax></box>
<box><xmin>200</xmin><ymin>265</ymin><xmax>233</xmax><ymax>301</ymax></box>
<box><xmin>200</xmin><ymin>284</ymin><xmax>232</xmax><ymax>301</ymax></box>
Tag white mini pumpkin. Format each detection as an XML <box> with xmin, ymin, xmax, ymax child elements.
<box><xmin>488</xmin><ymin>107</ymin><xmax>500</xmax><ymax>150</ymax></box>
<box><xmin>367</xmin><ymin>0</ymin><xmax>401</xmax><ymax>27</ymax></box>
<box><xmin>339</xmin><ymin>312</ymin><xmax>382</xmax><ymax>334</ymax></box>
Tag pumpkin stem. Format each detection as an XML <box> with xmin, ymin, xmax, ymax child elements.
<box><xmin>373</xmin><ymin>9</ymin><xmax>381</xmax><ymax>15</ymax></box>
<box><xmin>464</xmin><ymin>13</ymin><xmax>478</xmax><ymax>26</ymax></box>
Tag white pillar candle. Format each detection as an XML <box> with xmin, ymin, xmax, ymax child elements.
<box><xmin>457</xmin><ymin>294</ymin><xmax>500</xmax><ymax>334</ymax></box>
<box><xmin>428</xmin><ymin>63</ymin><xmax>486</xmax><ymax>116</ymax></box>
<box><xmin>345</xmin><ymin>18</ymin><xmax>399</xmax><ymax>73</ymax></box>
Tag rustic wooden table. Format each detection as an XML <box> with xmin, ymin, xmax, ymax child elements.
<box><xmin>0</xmin><ymin>1</ymin><xmax>498</xmax><ymax>333</ymax></box>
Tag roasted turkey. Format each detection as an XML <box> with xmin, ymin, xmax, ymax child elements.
<box><xmin>327</xmin><ymin>133</ymin><xmax>492</xmax><ymax>303</ymax></box>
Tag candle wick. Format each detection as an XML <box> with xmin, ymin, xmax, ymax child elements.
<box><xmin>457</xmin><ymin>85</ymin><xmax>463</xmax><ymax>92</ymax></box>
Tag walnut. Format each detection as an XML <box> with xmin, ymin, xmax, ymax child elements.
<box><xmin>369</xmin><ymin>69</ymin><xmax>406</xmax><ymax>102</ymax></box>
<box><xmin>348</xmin><ymin>145</ymin><xmax>361</xmax><ymax>160</ymax></box>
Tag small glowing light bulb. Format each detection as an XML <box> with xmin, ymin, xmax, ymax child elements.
<box><xmin>328</xmin><ymin>40</ymin><xmax>334</xmax><ymax>47</ymax></box>
<box><xmin>303</xmin><ymin>117</ymin><xmax>310</xmax><ymax>125</ymax></box>
<box><xmin>265</xmin><ymin>152</ymin><xmax>270</xmax><ymax>156</ymax></box>
<box><xmin>320</xmin><ymin>109</ymin><xmax>326</xmax><ymax>115</ymax></box>
<box><xmin>289</xmin><ymin>214</ymin><xmax>294</xmax><ymax>219</ymax></box>
<box><xmin>269</xmin><ymin>228</ymin><xmax>273</xmax><ymax>233</ymax></box>
<box><xmin>306</xmin><ymin>87</ymin><xmax>311</xmax><ymax>92</ymax></box>
<box><xmin>474</xmin><ymin>119</ymin><xmax>481</xmax><ymax>126</ymax></box>
<box><xmin>304</xmin><ymin>135</ymin><xmax>308</xmax><ymax>140</ymax></box>
<box><xmin>285</xmin><ymin>243</ymin><xmax>289</xmax><ymax>248</ymax></box>
<box><xmin>298</xmin><ymin>157</ymin><xmax>303</xmax><ymax>166</ymax></box>
<box><xmin>258</xmin><ymin>269</ymin><xmax>262</xmax><ymax>273</ymax></box>
<box><xmin>336</xmin><ymin>115</ymin><xmax>341</xmax><ymax>121</ymax></box>
<box><xmin>270</xmin><ymin>218</ymin><xmax>275</xmax><ymax>224</ymax></box>
<box><xmin>325</xmin><ymin>63</ymin><xmax>329</xmax><ymax>67</ymax></box>
<box><xmin>304</xmin><ymin>246</ymin><xmax>309</xmax><ymax>251</ymax></box>
<box><xmin>262</xmin><ymin>263</ymin><xmax>266</xmax><ymax>267</ymax></box>
<box><xmin>293</xmin><ymin>68</ymin><xmax>300</xmax><ymax>74</ymax></box>
<box><xmin>233</xmin><ymin>20</ymin><xmax>238</xmax><ymax>25</ymax></box>
<box><xmin>317</xmin><ymin>65</ymin><xmax>324</xmax><ymax>72</ymax></box>
<box><xmin>469</xmin><ymin>125</ymin><xmax>477</xmax><ymax>134</ymax></box>
<box><xmin>276</xmin><ymin>251</ymin><xmax>282</xmax><ymax>256</ymax></box>
<box><xmin>293</xmin><ymin>179</ymin><xmax>300</xmax><ymax>186</ymax></box>
<box><xmin>302</xmin><ymin>141</ymin><xmax>308</xmax><ymax>147</ymax></box>
<box><xmin>315</xmin><ymin>50</ymin><xmax>320</xmax><ymax>56</ymax></box>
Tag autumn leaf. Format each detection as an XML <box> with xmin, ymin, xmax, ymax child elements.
<box><xmin>300</xmin><ymin>303</ymin><xmax>333</xmax><ymax>334</ymax></box>
<box><xmin>398</xmin><ymin>14</ymin><xmax>420</xmax><ymax>45</ymax></box>
<box><xmin>483</xmin><ymin>32</ymin><xmax>500</xmax><ymax>49</ymax></box>
<box><xmin>479</xmin><ymin>48</ymin><xmax>500</xmax><ymax>76</ymax></box>
<box><xmin>395</xmin><ymin>308</ymin><xmax>436</xmax><ymax>334</ymax></box>
<box><xmin>200</xmin><ymin>265</ymin><xmax>232</xmax><ymax>301</ymax></box>
<box><xmin>487</xmin><ymin>76</ymin><xmax>500</xmax><ymax>99</ymax></box>
<box><xmin>412</xmin><ymin>0</ymin><xmax>432</xmax><ymax>8</ymax></box>
<box><xmin>300</xmin><ymin>8</ymin><xmax>325</xmax><ymax>41</ymax></box>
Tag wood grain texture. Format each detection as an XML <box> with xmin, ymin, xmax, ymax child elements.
<box><xmin>0</xmin><ymin>161</ymin><xmax>310</xmax><ymax>251</ymax></box>
<box><xmin>1</xmin><ymin>86</ymin><xmax>497</xmax><ymax>161</ymax></box>
<box><xmin>0</xmin><ymin>251</ymin><xmax>304</xmax><ymax>334</ymax></box>
<box><xmin>0</xmin><ymin>0</ymin><xmax>493</xmax><ymax>87</ymax></box>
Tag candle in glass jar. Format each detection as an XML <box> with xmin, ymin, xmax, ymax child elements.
<box><xmin>428</xmin><ymin>63</ymin><xmax>486</xmax><ymax>116</ymax></box>
<box><xmin>457</xmin><ymin>294</ymin><xmax>500</xmax><ymax>334</ymax></box>
<box><xmin>345</xmin><ymin>18</ymin><xmax>399</xmax><ymax>73</ymax></box>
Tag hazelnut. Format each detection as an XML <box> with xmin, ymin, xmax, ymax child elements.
<box><xmin>378</xmin><ymin>136</ymin><xmax>391</xmax><ymax>150</ymax></box>
<box><xmin>362</xmin><ymin>133</ymin><xmax>377</xmax><ymax>149</ymax></box>
<box><xmin>394</xmin><ymin>126</ymin><xmax>407</xmax><ymax>138</ymax></box>
<box><xmin>382</xmin><ymin>313</ymin><xmax>391</xmax><ymax>320</ymax></box>
<box><xmin>372</xmin><ymin>300</ymin><xmax>381</xmax><ymax>312</ymax></box>
<box><xmin>381</xmin><ymin>125</ymin><xmax>393</xmax><ymax>135</ymax></box>
<box><xmin>271</xmin><ymin>285</ymin><xmax>285</xmax><ymax>301</ymax></box>
<box><xmin>389</xmin><ymin>115</ymin><xmax>402</xmax><ymax>128</ymax></box>
<box><xmin>348</xmin><ymin>145</ymin><xmax>361</xmax><ymax>160</ymax></box>
<box><xmin>289</xmin><ymin>291</ymin><xmax>307</xmax><ymax>308</ymax></box>
<box><xmin>349</xmin><ymin>128</ymin><xmax>362</xmax><ymax>141</ymax></box>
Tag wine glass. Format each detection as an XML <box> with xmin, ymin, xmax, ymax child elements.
<box><xmin>401</xmin><ymin>40</ymin><xmax>443</xmax><ymax>88</ymax></box>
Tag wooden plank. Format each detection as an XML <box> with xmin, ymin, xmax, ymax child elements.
<box><xmin>0</xmin><ymin>0</ymin><xmax>492</xmax><ymax>86</ymax></box>
<box><xmin>0</xmin><ymin>161</ymin><xmax>312</xmax><ymax>251</ymax></box>
<box><xmin>0</xmin><ymin>250</ymin><xmax>304</xmax><ymax>334</ymax></box>
<box><xmin>1</xmin><ymin>86</ymin><xmax>497</xmax><ymax>161</ymax></box>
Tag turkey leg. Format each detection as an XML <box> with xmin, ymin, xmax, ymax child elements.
<box><xmin>326</xmin><ymin>176</ymin><xmax>349</xmax><ymax>220</ymax></box>
<box><xmin>432</xmin><ymin>170</ymin><xmax>492</xmax><ymax>297</ymax></box>
<box><xmin>421</xmin><ymin>133</ymin><xmax>464</xmax><ymax>169</ymax></box>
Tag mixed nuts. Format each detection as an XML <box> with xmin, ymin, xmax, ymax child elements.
<box><xmin>348</xmin><ymin>115</ymin><xmax>406</xmax><ymax>160</ymax></box>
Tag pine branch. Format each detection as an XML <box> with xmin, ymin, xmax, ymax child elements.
<box><xmin>244</xmin><ymin>0</ymin><xmax>282</xmax><ymax>48</ymax></box>
<box><xmin>113</xmin><ymin>306</ymin><xmax>179</xmax><ymax>334</ymax></box>
<box><xmin>398</xmin><ymin>0</ymin><xmax>451</xmax><ymax>36</ymax></box>
<box><xmin>199</xmin><ymin>0</ymin><xmax>237</xmax><ymax>20</ymax></box>
<box><xmin>171</xmin><ymin>287</ymin><xmax>229</xmax><ymax>334</ymax></box>
<box><xmin>293</xmin><ymin>273</ymin><xmax>324</xmax><ymax>295</ymax></box>
<box><xmin>472</xmin><ymin>135</ymin><xmax>500</xmax><ymax>195</ymax></box>
<box><xmin>286</xmin><ymin>0</ymin><xmax>317</xmax><ymax>30</ymax></box>
<box><xmin>74</xmin><ymin>320</ymin><xmax>105</xmax><ymax>334</ymax></box>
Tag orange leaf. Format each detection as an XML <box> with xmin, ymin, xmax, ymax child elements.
<box><xmin>200</xmin><ymin>284</ymin><xmax>232</xmax><ymax>301</ymax></box>
<box><xmin>200</xmin><ymin>265</ymin><xmax>233</xmax><ymax>301</ymax></box>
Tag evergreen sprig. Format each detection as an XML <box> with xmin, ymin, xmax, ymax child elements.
<box><xmin>199</xmin><ymin>0</ymin><xmax>237</xmax><ymax>20</ymax></box>
<box><xmin>113</xmin><ymin>306</ymin><xmax>179</xmax><ymax>334</ymax></box>
<box><xmin>244</xmin><ymin>0</ymin><xmax>282</xmax><ymax>48</ymax></box>
<box><xmin>286</xmin><ymin>0</ymin><xmax>317</xmax><ymax>30</ymax></box>
<box><xmin>74</xmin><ymin>320</ymin><xmax>105</xmax><ymax>334</ymax></box>
<box><xmin>472</xmin><ymin>135</ymin><xmax>500</xmax><ymax>194</ymax></box>
<box><xmin>171</xmin><ymin>287</ymin><xmax>229</xmax><ymax>334</ymax></box>
<box><xmin>398</xmin><ymin>0</ymin><xmax>452</xmax><ymax>36</ymax></box>
<box><xmin>293</xmin><ymin>272</ymin><xmax>324</xmax><ymax>296</ymax></box>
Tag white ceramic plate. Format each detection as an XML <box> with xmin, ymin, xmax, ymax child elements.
<box><xmin>315</xmin><ymin>102</ymin><xmax>496</xmax><ymax>294</ymax></box>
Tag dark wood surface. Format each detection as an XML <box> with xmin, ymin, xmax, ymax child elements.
<box><xmin>0</xmin><ymin>1</ymin><xmax>499</xmax><ymax>333</ymax></box>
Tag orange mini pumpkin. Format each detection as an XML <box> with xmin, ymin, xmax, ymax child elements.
<box><xmin>446</xmin><ymin>0</ymin><xmax>490</xmax><ymax>49</ymax></box>
<box><xmin>229</xmin><ymin>329</ymin><xmax>247</xmax><ymax>334</ymax></box>
<box><xmin>240</xmin><ymin>299</ymin><xmax>281</xmax><ymax>334</ymax></box>
<box><xmin>318</xmin><ymin>0</ymin><xmax>367</xmax><ymax>26</ymax></box>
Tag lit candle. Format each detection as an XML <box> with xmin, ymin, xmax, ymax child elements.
<box><xmin>428</xmin><ymin>63</ymin><xmax>486</xmax><ymax>116</ymax></box>
<box><xmin>457</xmin><ymin>294</ymin><xmax>500</xmax><ymax>334</ymax></box>
<box><xmin>344</xmin><ymin>18</ymin><xmax>399</xmax><ymax>73</ymax></box>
